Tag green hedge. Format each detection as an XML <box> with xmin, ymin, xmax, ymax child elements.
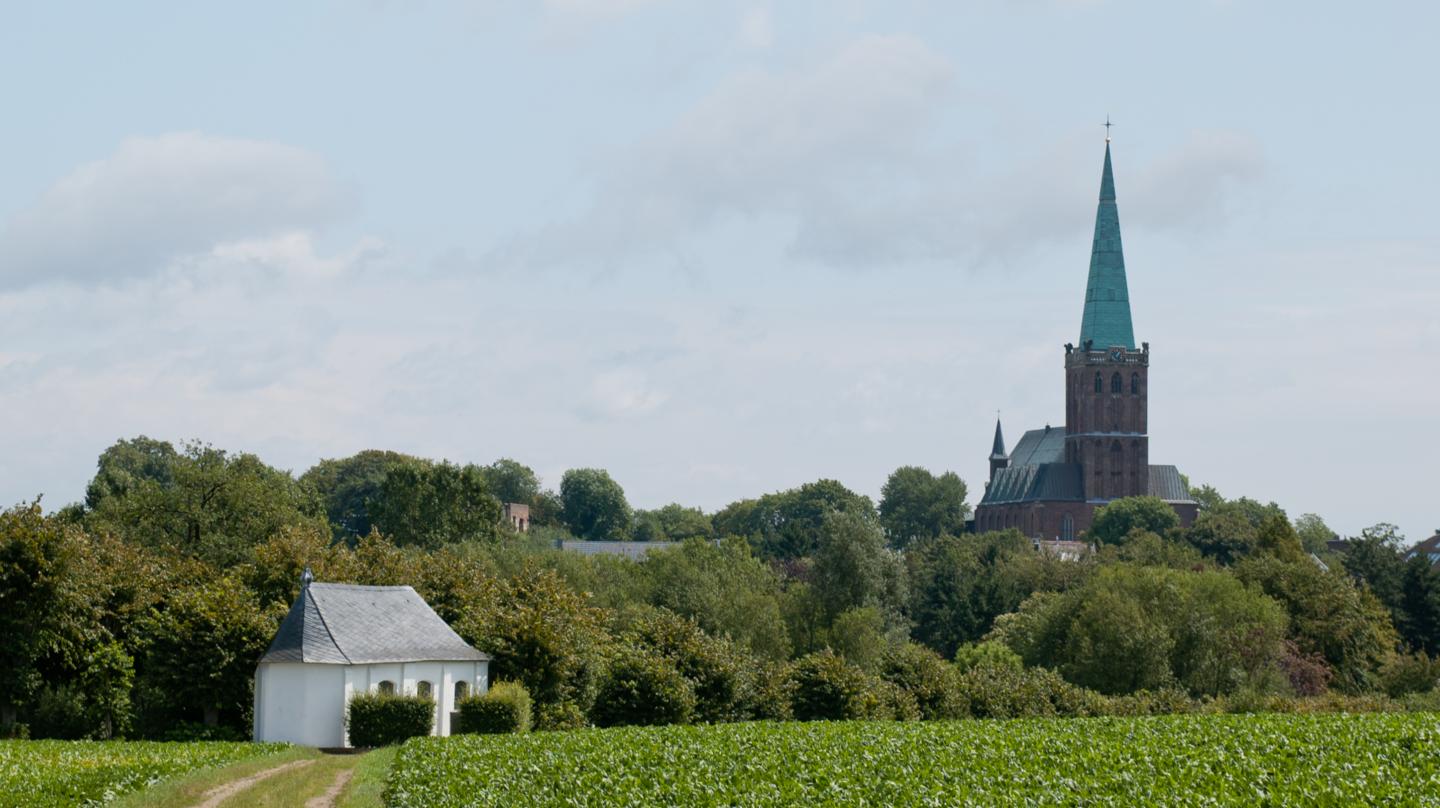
<box><xmin>347</xmin><ymin>693</ymin><xmax>434</xmax><ymax>747</ymax></box>
<box><xmin>591</xmin><ymin>648</ymin><xmax>696</xmax><ymax>727</ymax></box>
<box><xmin>457</xmin><ymin>681</ymin><xmax>532</xmax><ymax>734</ymax></box>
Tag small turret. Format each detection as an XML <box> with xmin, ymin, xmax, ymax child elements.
<box><xmin>988</xmin><ymin>418</ymin><xmax>1009</xmax><ymax>482</ymax></box>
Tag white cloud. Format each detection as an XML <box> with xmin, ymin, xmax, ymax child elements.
<box><xmin>739</xmin><ymin>6</ymin><xmax>773</xmax><ymax>48</ymax></box>
<box><xmin>0</xmin><ymin>133</ymin><xmax>351</xmax><ymax>289</ymax></box>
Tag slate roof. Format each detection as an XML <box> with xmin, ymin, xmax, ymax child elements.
<box><xmin>1008</xmin><ymin>426</ymin><xmax>1066</xmax><ymax>466</ymax></box>
<box><xmin>1405</xmin><ymin>532</ymin><xmax>1440</xmax><ymax>568</ymax></box>
<box><xmin>556</xmin><ymin>540</ymin><xmax>682</xmax><ymax>560</ymax></box>
<box><xmin>1079</xmin><ymin>143</ymin><xmax>1136</xmax><ymax>350</ymax></box>
<box><xmin>259</xmin><ymin>583</ymin><xmax>488</xmax><ymax>665</ymax></box>
<box><xmin>979</xmin><ymin>429</ymin><xmax>1196</xmax><ymax>506</ymax></box>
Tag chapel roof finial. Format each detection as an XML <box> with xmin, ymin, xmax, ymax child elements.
<box><xmin>301</xmin><ymin>566</ymin><xmax>314</xmax><ymax>588</ymax></box>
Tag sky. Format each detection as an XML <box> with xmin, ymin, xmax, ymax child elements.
<box><xmin>1</xmin><ymin>1</ymin><xmax>1437</xmax><ymax>543</ymax></box>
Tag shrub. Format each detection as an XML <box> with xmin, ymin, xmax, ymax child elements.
<box><xmin>953</xmin><ymin>641</ymin><xmax>1022</xmax><ymax>673</ymax></box>
<box><xmin>536</xmin><ymin>701</ymin><xmax>586</xmax><ymax>731</ymax></box>
<box><xmin>457</xmin><ymin>681</ymin><xmax>531</xmax><ymax>734</ymax></box>
<box><xmin>879</xmin><ymin>643</ymin><xmax>968</xmax><ymax>720</ymax></box>
<box><xmin>591</xmin><ymin>648</ymin><xmax>696</xmax><ymax>727</ymax></box>
<box><xmin>1106</xmin><ymin>688</ymin><xmax>1196</xmax><ymax>717</ymax></box>
<box><xmin>347</xmin><ymin>693</ymin><xmax>434</xmax><ymax>747</ymax></box>
<box><xmin>788</xmin><ymin>649</ymin><xmax>893</xmax><ymax>721</ymax></box>
<box><xmin>1380</xmin><ymin>651</ymin><xmax>1440</xmax><ymax>697</ymax></box>
<box><xmin>958</xmin><ymin>661</ymin><xmax>1107</xmax><ymax>719</ymax></box>
<box><xmin>744</xmin><ymin>660</ymin><xmax>794</xmax><ymax>721</ymax></box>
<box><xmin>622</xmin><ymin>609</ymin><xmax>753</xmax><ymax>723</ymax></box>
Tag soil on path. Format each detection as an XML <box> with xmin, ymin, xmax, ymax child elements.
<box><xmin>189</xmin><ymin>759</ymin><xmax>317</xmax><ymax>808</ymax></box>
<box><xmin>305</xmin><ymin>767</ymin><xmax>356</xmax><ymax>808</ymax></box>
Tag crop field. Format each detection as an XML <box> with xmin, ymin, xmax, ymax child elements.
<box><xmin>386</xmin><ymin>713</ymin><xmax>1440</xmax><ymax>807</ymax></box>
<box><xmin>0</xmin><ymin>739</ymin><xmax>286</xmax><ymax>807</ymax></box>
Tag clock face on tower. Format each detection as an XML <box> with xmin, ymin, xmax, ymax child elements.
<box><xmin>1109</xmin><ymin>348</ymin><xmax>1124</xmax><ymax>362</ymax></box>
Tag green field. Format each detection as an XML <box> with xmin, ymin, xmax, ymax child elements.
<box><xmin>0</xmin><ymin>739</ymin><xmax>286</xmax><ymax>807</ymax></box>
<box><xmin>386</xmin><ymin>713</ymin><xmax>1440</xmax><ymax>807</ymax></box>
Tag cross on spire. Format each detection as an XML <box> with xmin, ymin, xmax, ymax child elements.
<box><xmin>1104</xmin><ymin>115</ymin><xmax>1113</xmax><ymax>143</ymax></box>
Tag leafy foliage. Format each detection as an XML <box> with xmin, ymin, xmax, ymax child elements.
<box><xmin>1086</xmin><ymin>496</ymin><xmax>1180</xmax><ymax>545</ymax></box>
<box><xmin>386</xmin><ymin>714</ymin><xmax>1440</xmax><ymax>807</ymax></box>
<box><xmin>346</xmin><ymin>693</ymin><xmax>435</xmax><ymax>747</ymax></box>
<box><xmin>457</xmin><ymin>681</ymin><xmax>532</xmax><ymax>734</ymax></box>
<box><xmin>878</xmin><ymin>466</ymin><xmax>968</xmax><ymax>549</ymax></box>
<box><xmin>559</xmin><ymin>469</ymin><xmax>633</xmax><ymax>541</ymax></box>
<box><xmin>369</xmin><ymin>461</ymin><xmax>501</xmax><ymax>549</ymax></box>
<box><xmin>300</xmin><ymin>449</ymin><xmax>420</xmax><ymax>541</ymax></box>
<box><xmin>591</xmin><ymin>647</ymin><xmax>696</xmax><ymax>728</ymax></box>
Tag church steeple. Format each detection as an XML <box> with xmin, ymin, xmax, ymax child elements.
<box><xmin>1078</xmin><ymin>142</ymin><xmax>1136</xmax><ymax>350</ymax></box>
<box><xmin>988</xmin><ymin>417</ymin><xmax>1009</xmax><ymax>482</ymax></box>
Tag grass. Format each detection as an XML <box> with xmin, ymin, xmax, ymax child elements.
<box><xmin>385</xmin><ymin>713</ymin><xmax>1440</xmax><ymax>807</ymax></box>
<box><xmin>109</xmin><ymin>746</ymin><xmax>315</xmax><ymax>808</ymax></box>
<box><xmin>339</xmin><ymin>748</ymin><xmax>398</xmax><ymax>808</ymax></box>
<box><xmin>0</xmin><ymin>739</ymin><xmax>287</xmax><ymax>808</ymax></box>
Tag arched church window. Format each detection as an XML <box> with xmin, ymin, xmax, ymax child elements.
<box><xmin>1111</xmin><ymin>373</ymin><xmax>1123</xmax><ymax>393</ymax></box>
<box><xmin>455</xmin><ymin>681</ymin><xmax>470</xmax><ymax>702</ymax></box>
<box><xmin>377</xmin><ymin>680</ymin><xmax>395</xmax><ymax>696</ymax></box>
<box><xmin>417</xmin><ymin>680</ymin><xmax>433</xmax><ymax>700</ymax></box>
<box><xmin>1131</xmin><ymin>373</ymin><xmax>1140</xmax><ymax>395</ymax></box>
<box><xmin>1110</xmin><ymin>440</ymin><xmax>1123</xmax><ymax>455</ymax></box>
<box><xmin>1094</xmin><ymin>373</ymin><xmax>1103</xmax><ymax>393</ymax></box>
<box><xmin>1061</xmin><ymin>514</ymin><xmax>1074</xmax><ymax>542</ymax></box>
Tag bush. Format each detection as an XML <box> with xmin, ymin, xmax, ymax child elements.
<box><xmin>744</xmin><ymin>660</ymin><xmax>794</xmax><ymax>721</ymax></box>
<box><xmin>536</xmin><ymin>701</ymin><xmax>586</xmax><ymax>731</ymax></box>
<box><xmin>457</xmin><ymin>681</ymin><xmax>532</xmax><ymax>734</ymax></box>
<box><xmin>953</xmin><ymin>641</ymin><xmax>1022</xmax><ymax>674</ymax></box>
<box><xmin>622</xmin><ymin>609</ymin><xmax>753</xmax><ymax>723</ymax></box>
<box><xmin>958</xmin><ymin>661</ymin><xmax>1107</xmax><ymax>719</ymax></box>
<box><xmin>157</xmin><ymin>721</ymin><xmax>248</xmax><ymax>742</ymax></box>
<box><xmin>347</xmin><ymin>693</ymin><xmax>434</xmax><ymax>747</ymax></box>
<box><xmin>788</xmin><ymin>649</ymin><xmax>895</xmax><ymax>721</ymax></box>
<box><xmin>1380</xmin><ymin>651</ymin><xmax>1440</xmax><ymax>697</ymax></box>
<box><xmin>591</xmin><ymin>648</ymin><xmax>696</xmax><ymax>727</ymax></box>
<box><xmin>879</xmin><ymin>643</ymin><xmax>968</xmax><ymax>720</ymax></box>
<box><xmin>1106</xmin><ymin>688</ymin><xmax>1196</xmax><ymax>717</ymax></box>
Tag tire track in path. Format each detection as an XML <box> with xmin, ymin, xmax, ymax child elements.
<box><xmin>188</xmin><ymin>759</ymin><xmax>316</xmax><ymax>808</ymax></box>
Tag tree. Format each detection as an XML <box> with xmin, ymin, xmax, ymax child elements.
<box><xmin>0</xmin><ymin>503</ymin><xmax>72</xmax><ymax>728</ymax></box>
<box><xmin>811</xmin><ymin>511</ymin><xmax>905</xmax><ymax>622</ymax></box>
<box><xmin>1234</xmin><ymin>555</ymin><xmax>1398</xmax><ymax>692</ymax></box>
<box><xmin>621</xmin><ymin>608</ymin><xmax>752</xmax><ymax>722</ymax></box>
<box><xmin>86</xmin><ymin>441</ymin><xmax>322</xmax><ymax>567</ymax></box>
<box><xmin>631</xmin><ymin>504</ymin><xmax>713</xmax><ymax>542</ymax></box>
<box><xmin>300</xmin><ymin>450</ymin><xmax>420</xmax><ymax>541</ymax></box>
<box><xmin>84</xmin><ymin>436</ymin><xmax>178</xmax><ymax>510</ymax></box>
<box><xmin>1294</xmin><ymin>513</ymin><xmax>1337</xmax><ymax>555</ymax></box>
<box><xmin>742</xmin><ymin>479</ymin><xmax>876</xmax><ymax>560</ymax></box>
<box><xmin>638</xmin><ymin>538</ymin><xmax>790</xmax><ymax>659</ymax></box>
<box><xmin>1399</xmin><ymin>555</ymin><xmax>1440</xmax><ymax>655</ymax></box>
<box><xmin>994</xmin><ymin>564</ymin><xmax>1290</xmax><ymax>697</ymax></box>
<box><xmin>1184</xmin><ymin>510</ymin><xmax>1260</xmax><ymax>565</ymax></box>
<box><xmin>1341</xmin><ymin>523</ymin><xmax>1408</xmax><ymax>625</ymax></box>
<box><xmin>137</xmin><ymin>575</ymin><xmax>275</xmax><ymax>728</ymax></box>
<box><xmin>1086</xmin><ymin>497</ymin><xmax>1180</xmax><ymax>545</ymax></box>
<box><xmin>559</xmin><ymin>468</ymin><xmax>632</xmax><ymax>541</ymax></box>
<box><xmin>369</xmin><ymin>462</ymin><xmax>501</xmax><ymax>549</ymax></box>
<box><xmin>907</xmin><ymin>530</ymin><xmax>1079</xmax><ymax>658</ymax></box>
<box><xmin>878</xmin><ymin>466</ymin><xmax>969</xmax><ymax>549</ymax></box>
<box><xmin>480</xmin><ymin>459</ymin><xmax>542</xmax><ymax>506</ymax></box>
<box><xmin>590</xmin><ymin>646</ymin><xmax>695</xmax><ymax>727</ymax></box>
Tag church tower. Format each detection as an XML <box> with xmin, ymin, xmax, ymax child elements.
<box><xmin>1063</xmin><ymin>142</ymin><xmax>1149</xmax><ymax>501</ymax></box>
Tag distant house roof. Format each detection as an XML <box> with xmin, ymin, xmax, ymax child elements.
<box><xmin>555</xmin><ymin>539</ymin><xmax>681</xmax><ymax>560</ymax></box>
<box><xmin>259</xmin><ymin>583</ymin><xmax>488</xmax><ymax>666</ymax></box>
<box><xmin>1404</xmin><ymin>532</ymin><xmax>1440</xmax><ymax>568</ymax></box>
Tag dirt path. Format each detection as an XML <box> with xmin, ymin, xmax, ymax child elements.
<box><xmin>304</xmin><ymin>767</ymin><xmax>356</xmax><ymax>808</ymax></box>
<box><xmin>189</xmin><ymin>759</ymin><xmax>316</xmax><ymax>808</ymax></box>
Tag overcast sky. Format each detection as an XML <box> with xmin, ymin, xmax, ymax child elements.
<box><xmin>2</xmin><ymin>1</ymin><xmax>1437</xmax><ymax>542</ymax></box>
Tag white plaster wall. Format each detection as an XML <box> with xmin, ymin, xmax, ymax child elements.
<box><xmin>254</xmin><ymin>663</ymin><xmax>346</xmax><ymax>747</ymax></box>
<box><xmin>255</xmin><ymin>658</ymin><xmax>492</xmax><ymax>746</ymax></box>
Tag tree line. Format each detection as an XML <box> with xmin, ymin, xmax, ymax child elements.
<box><xmin>1</xmin><ymin>435</ymin><xmax>1437</xmax><ymax>739</ymax></box>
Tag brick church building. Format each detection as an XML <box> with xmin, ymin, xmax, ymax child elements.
<box><xmin>974</xmin><ymin>141</ymin><xmax>1198</xmax><ymax>540</ymax></box>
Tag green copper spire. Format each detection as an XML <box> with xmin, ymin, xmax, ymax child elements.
<box><xmin>1078</xmin><ymin>142</ymin><xmax>1136</xmax><ymax>350</ymax></box>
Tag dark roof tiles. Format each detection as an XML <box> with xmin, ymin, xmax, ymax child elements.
<box><xmin>259</xmin><ymin>583</ymin><xmax>488</xmax><ymax>665</ymax></box>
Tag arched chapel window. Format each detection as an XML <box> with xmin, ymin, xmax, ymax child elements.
<box><xmin>1061</xmin><ymin>514</ymin><xmax>1074</xmax><ymax>542</ymax></box>
<box><xmin>1111</xmin><ymin>373</ymin><xmax>1123</xmax><ymax>393</ymax></box>
<box><xmin>1131</xmin><ymin>373</ymin><xmax>1140</xmax><ymax>395</ymax></box>
<box><xmin>377</xmin><ymin>680</ymin><xmax>395</xmax><ymax>696</ymax></box>
<box><xmin>455</xmin><ymin>681</ymin><xmax>470</xmax><ymax>702</ymax></box>
<box><xmin>417</xmin><ymin>680</ymin><xmax>433</xmax><ymax>699</ymax></box>
<box><xmin>1094</xmin><ymin>373</ymin><xmax>1103</xmax><ymax>393</ymax></box>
